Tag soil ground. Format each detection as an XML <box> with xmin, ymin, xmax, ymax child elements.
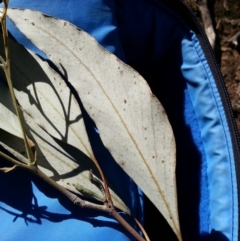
<box><xmin>214</xmin><ymin>0</ymin><xmax>240</xmax><ymax>130</ymax></box>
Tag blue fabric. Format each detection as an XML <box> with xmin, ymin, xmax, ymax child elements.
<box><xmin>6</xmin><ymin>0</ymin><xmax>124</xmax><ymax>59</ymax></box>
<box><xmin>181</xmin><ymin>33</ymin><xmax>238</xmax><ymax>241</ymax></box>
<box><xmin>0</xmin><ymin>0</ymin><xmax>238</xmax><ymax>241</ymax></box>
<box><xmin>114</xmin><ymin>0</ymin><xmax>238</xmax><ymax>240</ymax></box>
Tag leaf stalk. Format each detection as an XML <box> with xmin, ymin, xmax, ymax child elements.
<box><xmin>0</xmin><ymin>0</ymin><xmax>34</xmax><ymax>164</ymax></box>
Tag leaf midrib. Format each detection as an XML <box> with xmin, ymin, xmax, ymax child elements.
<box><xmin>27</xmin><ymin>16</ymin><xmax>179</xmax><ymax>233</ymax></box>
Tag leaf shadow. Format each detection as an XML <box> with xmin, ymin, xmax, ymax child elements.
<box><xmin>0</xmin><ymin>157</ymin><xmax>133</xmax><ymax>239</ymax></box>
<box><xmin>58</xmin><ymin>62</ymin><xmax>140</xmax><ymax>214</ymax></box>
<box><xmin>0</xmin><ymin>125</ymin><xmax>101</xmax><ymax>183</ymax></box>
<box><xmin>0</xmin><ymin>37</ymin><xmax>103</xmax><ymax>182</ymax></box>
<box><xmin>0</xmin><ymin>35</ymin><xmax>81</xmax><ymax>142</ymax></box>
<box><xmin>5</xmin><ymin>39</ymin><xmax>79</xmax><ymax>144</ymax></box>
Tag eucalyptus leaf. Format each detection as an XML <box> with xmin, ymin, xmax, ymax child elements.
<box><xmin>7</xmin><ymin>8</ymin><xmax>181</xmax><ymax>239</ymax></box>
<box><xmin>0</xmin><ymin>80</ymin><xmax>22</xmax><ymax>138</ymax></box>
<box><xmin>0</xmin><ymin>39</ymin><xmax>129</xmax><ymax>214</ymax></box>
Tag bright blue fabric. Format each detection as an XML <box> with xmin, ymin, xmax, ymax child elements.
<box><xmin>182</xmin><ymin>33</ymin><xmax>238</xmax><ymax>241</ymax></box>
<box><xmin>6</xmin><ymin>0</ymin><xmax>124</xmax><ymax>59</ymax></box>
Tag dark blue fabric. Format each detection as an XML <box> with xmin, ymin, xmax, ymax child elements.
<box><xmin>114</xmin><ymin>1</ymin><xmax>208</xmax><ymax>239</ymax></box>
<box><xmin>114</xmin><ymin>0</ymin><xmax>237</xmax><ymax>241</ymax></box>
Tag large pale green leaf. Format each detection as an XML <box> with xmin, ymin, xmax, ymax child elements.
<box><xmin>0</xmin><ymin>38</ymin><xmax>129</xmax><ymax>214</ymax></box>
<box><xmin>7</xmin><ymin>8</ymin><xmax>182</xmax><ymax>239</ymax></box>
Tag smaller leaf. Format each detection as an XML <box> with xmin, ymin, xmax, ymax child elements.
<box><xmin>0</xmin><ymin>37</ymin><xmax>129</xmax><ymax>214</ymax></box>
<box><xmin>0</xmin><ymin>166</ymin><xmax>17</xmax><ymax>173</ymax></box>
<box><xmin>0</xmin><ymin>80</ymin><xmax>22</xmax><ymax>138</ymax></box>
<box><xmin>0</xmin><ymin>138</ymin><xmax>28</xmax><ymax>164</ymax></box>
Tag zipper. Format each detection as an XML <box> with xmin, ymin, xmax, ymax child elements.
<box><xmin>163</xmin><ymin>0</ymin><xmax>240</xmax><ymax>240</ymax></box>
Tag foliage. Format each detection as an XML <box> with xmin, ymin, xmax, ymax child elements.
<box><xmin>0</xmin><ymin>2</ymin><xmax>182</xmax><ymax>241</ymax></box>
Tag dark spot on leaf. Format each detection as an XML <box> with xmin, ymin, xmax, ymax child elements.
<box><xmin>124</xmin><ymin>99</ymin><xmax>127</xmax><ymax>104</ymax></box>
<box><xmin>162</xmin><ymin>160</ymin><xmax>165</xmax><ymax>163</ymax></box>
<box><xmin>120</xmin><ymin>161</ymin><xmax>125</xmax><ymax>166</ymax></box>
<box><xmin>134</xmin><ymin>82</ymin><xmax>136</xmax><ymax>84</ymax></box>
<box><xmin>152</xmin><ymin>156</ymin><xmax>155</xmax><ymax>159</ymax></box>
<box><xmin>31</xmin><ymin>22</ymin><xmax>35</xmax><ymax>26</ymax></box>
<box><xmin>64</xmin><ymin>22</ymin><xmax>67</xmax><ymax>26</ymax></box>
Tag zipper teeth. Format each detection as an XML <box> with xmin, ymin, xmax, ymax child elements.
<box><xmin>180</xmin><ymin>0</ymin><xmax>240</xmax><ymax>154</ymax></box>
<box><xmin>178</xmin><ymin>1</ymin><xmax>240</xmax><ymax>240</ymax></box>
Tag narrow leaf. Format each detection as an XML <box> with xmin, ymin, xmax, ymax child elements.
<box><xmin>7</xmin><ymin>9</ymin><xmax>181</xmax><ymax>239</ymax></box>
<box><xmin>0</xmin><ymin>43</ymin><xmax>128</xmax><ymax>213</ymax></box>
<box><xmin>0</xmin><ymin>107</ymin><xmax>127</xmax><ymax>213</ymax></box>
<box><xmin>0</xmin><ymin>80</ymin><xmax>22</xmax><ymax>138</ymax></box>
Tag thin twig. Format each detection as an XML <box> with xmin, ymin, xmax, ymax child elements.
<box><xmin>0</xmin><ymin>150</ymin><xmax>28</xmax><ymax>168</ymax></box>
<box><xmin>111</xmin><ymin>211</ymin><xmax>146</xmax><ymax>241</ymax></box>
<box><xmin>86</xmin><ymin>157</ymin><xmax>146</xmax><ymax>240</ymax></box>
<box><xmin>0</xmin><ymin>0</ymin><xmax>34</xmax><ymax>164</ymax></box>
<box><xmin>134</xmin><ymin>218</ymin><xmax>151</xmax><ymax>241</ymax></box>
<box><xmin>0</xmin><ymin>156</ymin><xmax>146</xmax><ymax>241</ymax></box>
<box><xmin>0</xmin><ymin>142</ymin><xmax>29</xmax><ymax>164</ymax></box>
<box><xmin>197</xmin><ymin>0</ymin><xmax>216</xmax><ymax>48</ymax></box>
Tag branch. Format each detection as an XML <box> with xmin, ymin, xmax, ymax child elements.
<box><xmin>222</xmin><ymin>17</ymin><xmax>240</xmax><ymax>27</ymax></box>
<box><xmin>0</xmin><ymin>0</ymin><xmax>34</xmax><ymax>164</ymax></box>
<box><xmin>197</xmin><ymin>0</ymin><xmax>216</xmax><ymax>49</ymax></box>
<box><xmin>223</xmin><ymin>0</ymin><xmax>229</xmax><ymax>12</ymax></box>
<box><xmin>0</xmin><ymin>153</ymin><xmax>146</xmax><ymax>241</ymax></box>
<box><xmin>228</xmin><ymin>31</ymin><xmax>240</xmax><ymax>49</ymax></box>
